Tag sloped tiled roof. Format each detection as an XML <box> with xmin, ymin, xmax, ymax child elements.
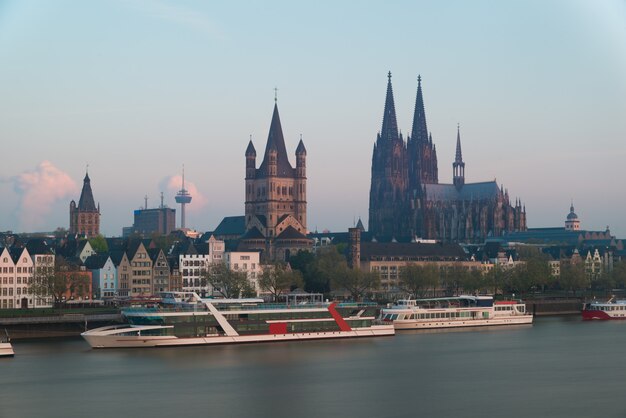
<box><xmin>424</xmin><ymin>181</ymin><xmax>500</xmax><ymax>201</ymax></box>
<box><xmin>360</xmin><ymin>242</ymin><xmax>467</xmax><ymax>260</ymax></box>
<box><xmin>213</xmin><ymin>216</ymin><xmax>246</xmax><ymax>237</ymax></box>
<box><xmin>241</xmin><ymin>227</ymin><xmax>265</xmax><ymax>240</ymax></box>
<box><xmin>276</xmin><ymin>226</ymin><xmax>309</xmax><ymax>241</ymax></box>
<box><xmin>84</xmin><ymin>254</ymin><xmax>109</xmax><ymax>270</ymax></box>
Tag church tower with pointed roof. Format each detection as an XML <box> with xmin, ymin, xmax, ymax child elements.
<box><xmin>70</xmin><ymin>171</ymin><xmax>101</xmax><ymax>238</ymax></box>
<box><xmin>241</xmin><ymin>100</ymin><xmax>311</xmax><ymax>261</ymax></box>
<box><xmin>368</xmin><ymin>72</ymin><xmax>409</xmax><ymax>240</ymax></box>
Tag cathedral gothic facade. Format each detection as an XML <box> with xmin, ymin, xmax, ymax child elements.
<box><xmin>239</xmin><ymin>101</ymin><xmax>312</xmax><ymax>261</ymax></box>
<box><xmin>369</xmin><ymin>73</ymin><xmax>526</xmax><ymax>243</ymax></box>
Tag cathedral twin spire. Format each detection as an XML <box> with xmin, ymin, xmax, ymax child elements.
<box><xmin>380</xmin><ymin>72</ymin><xmax>400</xmax><ymax>142</ymax></box>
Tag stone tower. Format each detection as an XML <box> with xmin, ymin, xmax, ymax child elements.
<box><xmin>70</xmin><ymin>171</ymin><xmax>100</xmax><ymax>238</ymax></box>
<box><xmin>241</xmin><ymin>100</ymin><xmax>311</xmax><ymax>261</ymax></box>
<box><xmin>368</xmin><ymin>72</ymin><xmax>409</xmax><ymax>240</ymax></box>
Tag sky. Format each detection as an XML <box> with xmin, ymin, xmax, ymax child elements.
<box><xmin>0</xmin><ymin>0</ymin><xmax>625</xmax><ymax>237</ymax></box>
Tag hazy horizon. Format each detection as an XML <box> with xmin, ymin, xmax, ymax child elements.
<box><xmin>1</xmin><ymin>1</ymin><xmax>625</xmax><ymax>237</ymax></box>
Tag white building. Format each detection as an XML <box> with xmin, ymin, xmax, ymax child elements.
<box><xmin>224</xmin><ymin>251</ymin><xmax>262</xmax><ymax>295</ymax></box>
<box><xmin>0</xmin><ymin>247</ymin><xmax>53</xmax><ymax>309</ymax></box>
<box><xmin>180</xmin><ymin>236</ymin><xmax>225</xmax><ymax>297</ymax></box>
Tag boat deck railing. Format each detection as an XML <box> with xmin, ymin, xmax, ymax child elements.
<box><xmin>123</xmin><ymin>301</ymin><xmax>378</xmax><ymax>314</ymax></box>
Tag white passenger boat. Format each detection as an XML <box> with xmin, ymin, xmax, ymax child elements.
<box><xmin>380</xmin><ymin>296</ymin><xmax>533</xmax><ymax>330</ymax></box>
<box><xmin>1</xmin><ymin>330</ymin><xmax>14</xmax><ymax>357</ymax></box>
<box><xmin>81</xmin><ymin>292</ymin><xmax>394</xmax><ymax>348</ymax></box>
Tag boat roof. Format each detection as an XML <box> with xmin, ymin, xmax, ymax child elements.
<box><xmin>398</xmin><ymin>295</ymin><xmax>493</xmax><ymax>303</ymax></box>
<box><xmin>202</xmin><ymin>298</ymin><xmax>265</xmax><ymax>304</ymax></box>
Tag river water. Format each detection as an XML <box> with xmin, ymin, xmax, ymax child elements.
<box><xmin>1</xmin><ymin>316</ymin><xmax>624</xmax><ymax>418</ymax></box>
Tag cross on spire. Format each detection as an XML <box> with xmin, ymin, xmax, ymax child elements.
<box><xmin>274</xmin><ymin>87</ymin><xmax>278</xmax><ymax>103</ymax></box>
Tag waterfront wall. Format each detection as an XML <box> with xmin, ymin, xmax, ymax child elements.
<box><xmin>1</xmin><ymin>314</ymin><xmax>123</xmax><ymax>339</ymax></box>
<box><xmin>525</xmin><ymin>299</ymin><xmax>582</xmax><ymax>316</ymax></box>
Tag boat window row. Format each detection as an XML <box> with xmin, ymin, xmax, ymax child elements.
<box><xmin>224</xmin><ymin>312</ymin><xmax>332</xmax><ymax>321</ymax></box>
<box><xmin>383</xmin><ymin>311</ymin><xmax>476</xmax><ymax>321</ymax></box>
<box><xmin>589</xmin><ymin>305</ymin><xmax>626</xmax><ymax>311</ymax></box>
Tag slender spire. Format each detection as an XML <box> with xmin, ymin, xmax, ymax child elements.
<box><xmin>381</xmin><ymin>71</ymin><xmax>399</xmax><ymax>141</ymax></box>
<box><xmin>258</xmin><ymin>102</ymin><xmax>293</xmax><ymax>176</ymax></box>
<box><xmin>455</xmin><ymin>123</ymin><xmax>463</xmax><ymax>163</ymax></box>
<box><xmin>453</xmin><ymin>124</ymin><xmax>465</xmax><ymax>189</ymax></box>
<box><xmin>411</xmin><ymin>74</ymin><xmax>429</xmax><ymax>143</ymax></box>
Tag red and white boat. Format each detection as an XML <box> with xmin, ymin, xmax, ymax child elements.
<box><xmin>81</xmin><ymin>292</ymin><xmax>394</xmax><ymax>348</ymax></box>
<box><xmin>582</xmin><ymin>298</ymin><xmax>626</xmax><ymax>320</ymax></box>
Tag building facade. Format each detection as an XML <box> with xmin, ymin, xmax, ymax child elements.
<box><xmin>225</xmin><ymin>251</ymin><xmax>262</xmax><ymax>296</ymax></box>
<box><xmin>369</xmin><ymin>74</ymin><xmax>527</xmax><ymax>243</ymax></box>
<box><xmin>132</xmin><ymin>207</ymin><xmax>176</xmax><ymax>237</ymax></box>
<box><xmin>70</xmin><ymin>172</ymin><xmax>101</xmax><ymax>238</ymax></box>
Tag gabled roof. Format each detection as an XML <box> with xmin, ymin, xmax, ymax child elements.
<box><xmin>9</xmin><ymin>247</ymin><xmax>27</xmax><ymax>263</ymax></box>
<box><xmin>84</xmin><ymin>254</ymin><xmax>110</xmax><ymax>270</ymax></box>
<box><xmin>241</xmin><ymin>227</ymin><xmax>265</xmax><ymax>240</ymax></box>
<box><xmin>126</xmin><ymin>240</ymin><xmax>146</xmax><ymax>259</ymax></box>
<box><xmin>276</xmin><ymin>226</ymin><xmax>309</xmax><ymax>240</ymax></box>
<box><xmin>213</xmin><ymin>216</ymin><xmax>246</xmax><ymax>237</ymax></box>
<box><xmin>105</xmin><ymin>237</ymin><xmax>126</xmax><ymax>252</ymax></box>
<box><xmin>109</xmin><ymin>250</ymin><xmax>126</xmax><ymax>266</ymax></box>
<box><xmin>148</xmin><ymin>248</ymin><xmax>165</xmax><ymax>262</ymax></box>
<box><xmin>25</xmin><ymin>238</ymin><xmax>54</xmax><ymax>255</ymax></box>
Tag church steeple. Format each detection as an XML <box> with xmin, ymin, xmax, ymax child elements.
<box><xmin>411</xmin><ymin>75</ymin><xmax>429</xmax><ymax>143</ymax></box>
<box><xmin>453</xmin><ymin>124</ymin><xmax>465</xmax><ymax>189</ymax></box>
<box><xmin>258</xmin><ymin>103</ymin><xmax>293</xmax><ymax>177</ymax></box>
<box><xmin>380</xmin><ymin>71</ymin><xmax>399</xmax><ymax>142</ymax></box>
<box><xmin>78</xmin><ymin>171</ymin><xmax>97</xmax><ymax>211</ymax></box>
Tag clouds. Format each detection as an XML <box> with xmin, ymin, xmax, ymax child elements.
<box><xmin>12</xmin><ymin>161</ymin><xmax>77</xmax><ymax>231</ymax></box>
<box><xmin>160</xmin><ymin>174</ymin><xmax>208</xmax><ymax>214</ymax></box>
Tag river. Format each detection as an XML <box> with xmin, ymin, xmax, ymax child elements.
<box><xmin>1</xmin><ymin>316</ymin><xmax>624</xmax><ymax>418</ymax></box>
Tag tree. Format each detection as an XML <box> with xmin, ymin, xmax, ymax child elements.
<box><xmin>610</xmin><ymin>259</ymin><xmax>626</xmax><ymax>289</ymax></box>
<box><xmin>53</xmin><ymin>227</ymin><xmax>68</xmax><ymax>239</ymax></box>
<box><xmin>399</xmin><ymin>264</ymin><xmax>440</xmax><ymax>298</ymax></box>
<box><xmin>520</xmin><ymin>251</ymin><xmax>551</xmax><ymax>293</ymax></box>
<box><xmin>559</xmin><ymin>263</ymin><xmax>587</xmax><ymax>296</ymax></box>
<box><xmin>30</xmin><ymin>271</ymin><xmax>90</xmax><ymax>305</ymax></box>
<box><xmin>259</xmin><ymin>263</ymin><xmax>304</xmax><ymax>302</ymax></box>
<box><xmin>304</xmin><ymin>247</ymin><xmax>347</xmax><ymax>294</ymax></box>
<box><xmin>484</xmin><ymin>266</ymin><xmax>502</xmax><ymax>296</ymax></box>
<box><xmin>88</xmin><ymin>235</ymin><xmax>108</xmax><ymax>253</ymax></box>
<box><xmin>203</xmin><ymin>263</ymin><xmax>254</xmax><ymax>298</ymax></box>
<box><xmin>460</xmin><ymin>269</ymin><xmax>487</xmax><ymax>295</ymax></box>
<box><xmin>332</xmin><ymin>267</ymin><xmax>380</xmax><ymax>301</ymax></box>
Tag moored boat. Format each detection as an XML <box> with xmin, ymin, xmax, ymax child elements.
<box><xmin>582</xmin><ymin>298</ymin><xmax>626</xmax><ymax>320</ymax></box>
<box><xmin>1</xmin><ymin>330</ymin><xmax>14</xmax><ymax>357</ymax></box>
<box><xmin>380</xmin><ymin>295</ymin><xmax>533</xmax><ymax>330</ymax></box>
<box><xmin>81</xmin><ymin>292</ymin><xmax>394</xmax><ymax>348</ymax></box>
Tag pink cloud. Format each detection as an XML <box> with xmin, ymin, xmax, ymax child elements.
<box><xmin>13</xmin><ymin>161</ymin><xmax>78</xmax><ymax>231</ymax></box>
<box><xmin>161</xmin><ymin>174</ymin><xmax>208</xmax><ymax>213</ymax></box>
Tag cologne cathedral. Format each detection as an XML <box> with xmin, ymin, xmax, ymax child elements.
<box><xmin>369</xmin><ymin>73</ymin><xmax>526</xmax><ymax>243</ymax></box>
